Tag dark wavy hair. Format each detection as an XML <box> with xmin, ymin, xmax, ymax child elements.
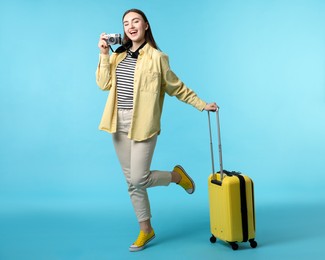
<box><xmin>122</xmin><ymin>9</ymin><xmax>159</xmax><ymax>50</ymax></box>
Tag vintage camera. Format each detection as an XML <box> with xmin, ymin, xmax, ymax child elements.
<box><xmin>106</xmin><ymin>33</ymin><xmax>122</xmax><ymax>45</ymax></box>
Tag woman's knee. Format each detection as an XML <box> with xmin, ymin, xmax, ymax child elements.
<box><xmin>130</xmin><ymin>174</ymin><xmax>149</xmax><ymax>189</ymax></box>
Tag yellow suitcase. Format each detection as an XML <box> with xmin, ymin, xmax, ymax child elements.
<box><xmin>207</xmin><ymin>111</ymin><xmax>257</xmax><ymax>250</ymax></box>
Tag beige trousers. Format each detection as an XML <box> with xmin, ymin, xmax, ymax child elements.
<box><xmin>112</xmin><ymin>109</ymin><xmax>172</xmax><ymax>222</ymax></box>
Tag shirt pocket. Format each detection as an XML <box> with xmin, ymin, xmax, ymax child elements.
<box><xmin>140</xmin><ymin>71</ymin><xmax>161</xmax><ymax>94</ymax></box>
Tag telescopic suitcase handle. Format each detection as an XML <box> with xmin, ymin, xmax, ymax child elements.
<box><xmin>208</xmin><ymin>110</ymin><xmax>224</xmax><ymax>182</ymax></box>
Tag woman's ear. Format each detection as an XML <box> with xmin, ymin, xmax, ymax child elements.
<box><xmin>145</xmin><ymin>23</ymin><xmax>149</xmax><ymax>30</ymax></box>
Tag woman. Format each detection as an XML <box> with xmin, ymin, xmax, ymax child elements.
<box><xmin>96</xmin><ymin>9</ymin><xmax>218</xmax><ymax>252</ymax></box>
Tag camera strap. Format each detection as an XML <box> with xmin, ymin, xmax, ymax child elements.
<box><xmin>111</xmin><ymin>41</ymin><xmax>147</xmax><ymax>57</ymax></box>
<box><xmin>129</xmin><ymin>42</ymin><xmax>147</xmax><ymax>58</ymax></box>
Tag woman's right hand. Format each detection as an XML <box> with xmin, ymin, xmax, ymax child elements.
<box><xmin>98</xmin><ymin>33</ymin><xmax>109</xmax><ymax>54</ymax></box>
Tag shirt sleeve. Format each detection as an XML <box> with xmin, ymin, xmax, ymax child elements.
<box><xmin>160</xmin><ymin>54</ymin><xmax>206</xmax><ymax>111</ymax></box>
<box><xmin>96</xmin><ymin>54</ymin><xmax>112</xmax><ymax>91</ymax></box>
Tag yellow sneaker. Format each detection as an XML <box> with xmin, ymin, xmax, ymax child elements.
<box><xmin>129</xmin><ymin>229</ymin><xmax>155</xmax><ymax>252</ymax></box>
<box><xmin>173</xmin><ymin>165</ymin><xmax>195</xmax><ymax>194</ymax></box>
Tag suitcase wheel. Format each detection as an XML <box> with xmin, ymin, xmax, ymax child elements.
<box><xmin>249</xmin><ymin>239</ymin><xmax>258</xmax><ymax>248</ymax></box>
<box><xmin>210</xmin><ymin>235</ymin><xmax>217</xmax><ymax>243</ymax></box>
<box><xmin>229</xmin><ymin>242</ymin><xmax>239</xmax><ymax>250</ymax></box>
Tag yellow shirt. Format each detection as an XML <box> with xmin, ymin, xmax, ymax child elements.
<box><xmin>96</xmin><ymin>43</ymin><xmax>207</xmax><ymax>141</ymax></box>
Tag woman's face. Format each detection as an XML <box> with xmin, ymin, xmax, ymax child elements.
<box><xmin>123</xmin><ymin>12</ymin><xmax>148</xmax><ymax>44</ymax></box>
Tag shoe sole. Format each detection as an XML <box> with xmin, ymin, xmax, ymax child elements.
<box><xmin>129</xmin><ymin>234</ymin><xmax>156</xmax><ymax>252</ymax></box>
<box><xmin>175</xmin><ymin>165</ymin><xmax>195</xmax><ymax>194</ymax></box>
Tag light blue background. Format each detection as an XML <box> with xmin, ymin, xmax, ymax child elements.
<box><xmin>1</xmin><ymin>0</ymin><xmax>325</xmax><ymax>259</ymax></box>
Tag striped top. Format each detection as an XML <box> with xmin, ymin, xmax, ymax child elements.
<box><xmin>116</xmin><ymin>50</ymin><xmax>137</xmax><ymax>109</ymax></box>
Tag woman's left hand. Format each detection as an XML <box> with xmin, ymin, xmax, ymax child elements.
<box><xmin>204</xmin><ymin>102</ymin><xmax>219</xmax><ymax>112</ymax></box>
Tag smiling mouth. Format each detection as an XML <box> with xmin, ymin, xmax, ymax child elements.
<box><xmin>129</xmin><ymin>31</ymin><xmax>137</xmax><ymax>36</ymax></box>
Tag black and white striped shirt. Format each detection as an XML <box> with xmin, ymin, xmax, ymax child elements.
<box><xmin>116</xmin><ymin>50</ymin><xmax>137</xmax><ymax>109</ymax></box>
